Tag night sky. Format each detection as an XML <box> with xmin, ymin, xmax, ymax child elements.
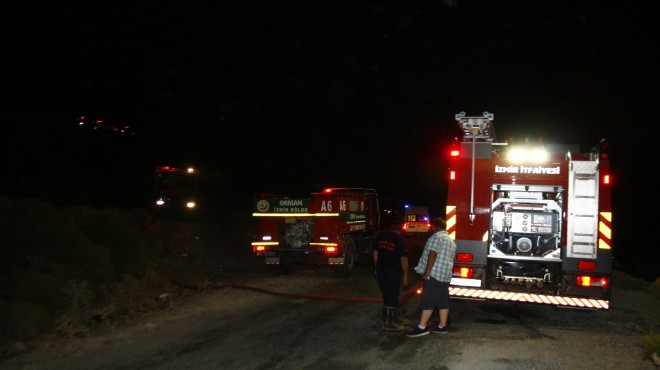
<box><xmin>3</xmin><ymin>2</ymin><xmax>658</xmax><ymax>274</ymax></box>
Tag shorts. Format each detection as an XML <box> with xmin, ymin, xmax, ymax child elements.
<box><xmin>420</xmin><ymin>277</ymin><xmax>450</xmax><ymax>310</ymax></box>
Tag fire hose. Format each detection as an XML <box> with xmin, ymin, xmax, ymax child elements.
<box><xmin>171</xmin><ymin>279</ymin><xmax>424</xmax><ymax>307</ymax></box>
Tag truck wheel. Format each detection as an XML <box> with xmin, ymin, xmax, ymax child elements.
<box><xmin>334</xmin><ymin>239</ymin><xmax>356</xmax><ymax>278</ymax></box>
<box><xmin>356</xmin><ymin>235</ymin><xmax>375</xmax><ymax>268</ymax></box>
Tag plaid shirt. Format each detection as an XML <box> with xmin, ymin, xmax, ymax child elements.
<box><xmin>414</xmin><ymin>229</ymin><xmax>456</xmax><ymax>282</ymax></box>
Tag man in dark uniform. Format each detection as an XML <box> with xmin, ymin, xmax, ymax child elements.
<box><xmin>372</xmin><ymin>213</ymin><xmax>409</xmax><ymax>331</ymax></box>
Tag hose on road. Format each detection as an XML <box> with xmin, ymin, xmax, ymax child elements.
<box><xmin>171</xmin><ymin>279</ymin><xmax>423</xmax><ymax>307</ymax></box>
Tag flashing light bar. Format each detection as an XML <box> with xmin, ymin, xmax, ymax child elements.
<box><xmin>448</xmin><ymin>287</ymin><xmax>609</xmax><ymax>310</ymax></box>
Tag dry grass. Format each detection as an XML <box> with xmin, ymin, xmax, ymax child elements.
<box><xmin>0</xmin><ymin>196</ymin><xmax>204</xmax><ymax>357</ymax></box>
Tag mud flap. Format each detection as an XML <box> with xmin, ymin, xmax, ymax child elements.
<box><xmin>265</xmin><ymin>257</ymin><xmax>280</xmax><ymax>265</ymax></box>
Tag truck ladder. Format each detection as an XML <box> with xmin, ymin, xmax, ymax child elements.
<box><xmin>566</xmin><ymin>161</ymin><xmax>599</xmax><ymax>259</ymax></box>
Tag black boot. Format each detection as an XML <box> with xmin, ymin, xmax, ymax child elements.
<box><xmin>390</xmin><ymin>307</ymin><xmax>409</xmax><ymax>327</ymax></box>
<box><xmin>382</xmin><ymin>306</ymin><xmax>403</xmax><ymax>331</ymax></box>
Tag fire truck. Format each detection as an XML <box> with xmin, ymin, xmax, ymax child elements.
<box><xmin>446</xmin><ymin>112</ymin><xmax>612</xmax><ymax>310</ymax></box>
<box><xmin>153</xmin><ymin>166</ymin><xmax>199</xmax><ymax>214</ymax></box>
<box><xmin>251</xmin><ymin>188</ymin><xmax>380</xmax><ymax>276</ymax></box>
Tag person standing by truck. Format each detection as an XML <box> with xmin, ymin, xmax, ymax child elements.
<box><xmin>372</xmin><ymin>214</ymin><xmax>409</xmax><ymax>331</ymax></box>
<box><xmin>407</xmin><ymin>217</ymin><xmax>456</xmax><ymax>337</ymax></box>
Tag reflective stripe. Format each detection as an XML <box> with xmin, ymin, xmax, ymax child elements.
<box><xmin>449</xmin><ymin>287</ymin><xmax>609</xmax><ymax>310</ymax></box>
<box><xmin>598</xmin><ymin>211</ymin><xmax>612</xmax><ymax>249</ymax></box>
<box><xmin>446</xmin><ymin>205</ymin><xmax>457</xmax><ymax>240</ymax></box>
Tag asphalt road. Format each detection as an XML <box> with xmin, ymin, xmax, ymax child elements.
<box><xmin>3</xmin><ymin>268</ymin><xmax>657</xmax><ymax>369</ymax></box>
<box><xmin>2</xmin><ymin>221</ymin><xmax>657</xmax><ymax>370</ymax></box>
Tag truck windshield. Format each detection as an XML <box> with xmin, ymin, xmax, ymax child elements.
<box><xmin>156</xmin><ymin>174</ymin><xmax>197</xmax><ymax>189</ymax></box>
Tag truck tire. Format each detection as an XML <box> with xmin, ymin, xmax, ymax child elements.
<box><xmin>357</xmin><ymin>234</ymin><xmax>375</xmax><ymax>268</ymax></box>
<box><xmin>334</xmin><ymin>238</ymin><xmax>356</xmax><ymax>278</ymax></box>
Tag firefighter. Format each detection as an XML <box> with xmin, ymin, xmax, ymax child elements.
<box><xmin>372</xmin><ymin>213</ymin><xmax>409</xmax><ymax>331</ymax></box>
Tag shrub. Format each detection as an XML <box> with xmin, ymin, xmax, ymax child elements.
<box><xmin>0</xmin><ymin>196</ymin><xmax>169</xmax><ymax>350</ymax></box>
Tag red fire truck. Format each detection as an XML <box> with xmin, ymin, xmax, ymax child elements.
<box><xmin>251</xmin><ymin>188</ymin><xmax>380</xmax><ymax>276</ymax></box>
<box><xmin>445</xmin><ymin>112</ymin><xmax>612</xmax><ymax>310</ymax></box>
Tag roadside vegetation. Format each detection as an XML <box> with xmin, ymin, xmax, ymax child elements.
<box><xmin>612</xmin><ymin>270</ymin><xmax>660</xmax><ymax>362</ymax></box>
<box><xmin>0</xmin><ymin>195</ymin><xmax>214</xmax><ymax>358</ymax></box>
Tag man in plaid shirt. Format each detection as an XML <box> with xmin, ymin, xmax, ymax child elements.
<box><xmin>407</xmin><ymin>217</ymin><xmax>457</xmax><ymax>337</ymax></box>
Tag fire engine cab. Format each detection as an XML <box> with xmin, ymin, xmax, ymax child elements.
<box><xmin>446</xmin><ymin>112</ymin><xmax>612</xmax><ymax>310</ymax></box>
<box><xmin>153</xmin><ymin>166</ymin><xmax>199</xmax><ymax>214</ymax></box>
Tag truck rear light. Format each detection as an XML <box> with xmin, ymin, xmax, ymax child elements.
<box><xmin>602</xmin><ymin>174</ymin><xmax>611</xmax><ymax>184</ymax></box>
<box><xmin>599</xmin><ymin>277</ymin><xmax>609</xmax><ymax>288</ymax></box>
<box><xmin>325</xmin><ymin>246</ymin><xmax>337</xmax><ymax>253</ymax></box>
<box><xmin>449</xmin><ymin>170</ymin><xmax>456</xmax><ymax>180</ymax></box>
<box><xmin>577</xmin><ymin>275</ymin><xmax>590</xmax><ymax>286</ymax></box>
<box><xmin>253</xmin><ymin>245</ymin><xmax>266</xmax><ymax>253</ymax></box>
<box><xmin>449</xmin><ymin>138</ymin><xmax>460</xmax><ymax>157</ymax></box>
<box><xmin>577</xmin><ymin>260</ymin><xmax>596</xmax><ymax>270</ymax></box>
<box><xmin>597</xmin><ymin>140</ymin><xmax>609</xmax><ymax>160</ymax></box>
<box><xmin>456</xmin><ymin>253</ymin><xmax>473</xmax><ymax>262</ymax></box>
<box><xmin>577</xmin><ymin>275</ymin><xmax>608</xmax><ymax>288</ymax></box>
<box><xmin>453</xmin><ymin>267</ymin><xmax>473</xmax><ymax>278</ymax></box>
